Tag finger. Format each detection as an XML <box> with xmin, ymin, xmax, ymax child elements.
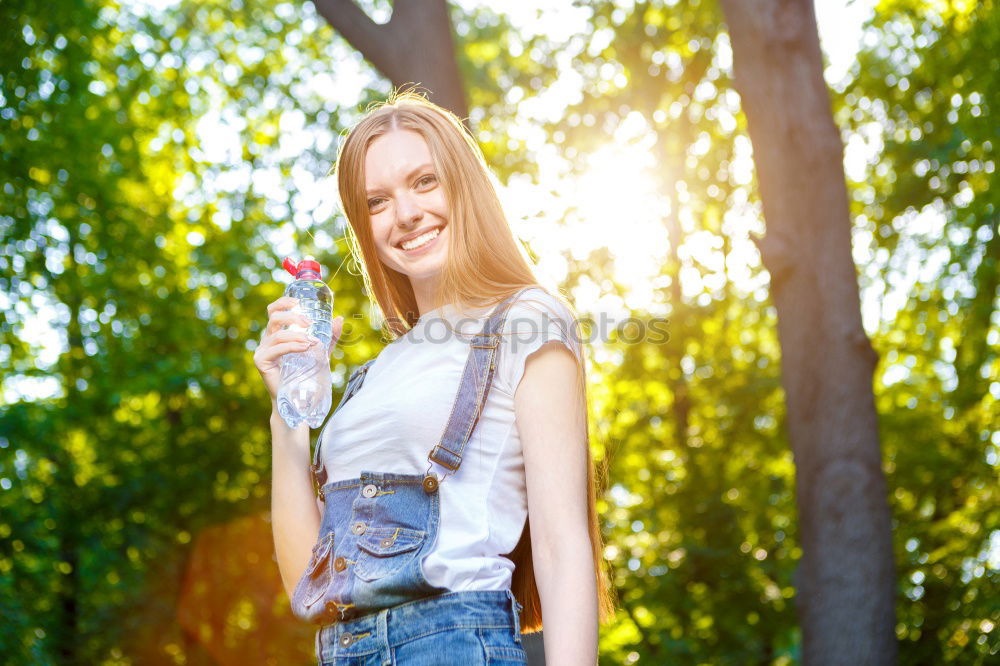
<box><xmin>258</xmin><ymin>329</ymin><xmax>309</xmax><ymax>353</ymax></box>
<box><xmin>266</xmin><ymin>296</ymin><xmax>300</xmax><ymax>317</ymax></box>
<box><xmin>257</xmin><ymin>339</ymin><xmax>312</xmax><ymax>364</ymax></box>
<box><xmin>265</xmin><ymin>329</ymin><xmax>312</xmax><ymax>346</ymax></box>
<box><xmin>266</xmin><ymin>310</ymin><xmax>312</xmax><ymax>336</ymax></box>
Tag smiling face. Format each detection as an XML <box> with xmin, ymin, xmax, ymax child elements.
<box><xmin>364</xmin><ymin>130</ymin><xmax>450</xmax><ymax>304</ymax></box>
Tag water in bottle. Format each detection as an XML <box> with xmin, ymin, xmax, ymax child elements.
<box><xmin>276</xmin><ymin>256</ymin><xmax>334</xmax><ymax>429</ymax></box>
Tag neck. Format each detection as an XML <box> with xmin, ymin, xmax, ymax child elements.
<box><xmin>410</xmin><ymin>275</ymin><xmax>442</xmax><ymax>318</ymax></box>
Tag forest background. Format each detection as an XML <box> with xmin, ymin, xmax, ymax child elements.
<box><xmin>1</xmin><ymin>0</ymin><xmax>996</xmax><ymax>664</ymax></box>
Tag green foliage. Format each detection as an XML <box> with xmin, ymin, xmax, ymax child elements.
<box><xmin>523</xmin><ymin>0</ymin><xmax>997</xmax><ymax>663</ymax></box>
<box><xmin>1</xmin><ymin>0</ymin><xmax>995</xmax><ymax>663</ymax></box>
<box><xmin>0</xmin><ymin>0</ymin><xmax>382</xmax><ymax>662</ymax></box>
<box><xmin>843</xmin><ymin>0</ymin><xmax>999</xmax><ymax>660</ymax></box>
<box><xmin>538</xmin><ymin>2</ymin><xmax>801</xmax><ymax>661</ymax></box>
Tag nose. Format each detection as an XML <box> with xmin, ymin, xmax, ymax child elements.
<box><xmin>395</xmin><ymin>192</ymin><xmax>423</xmax><ymax>229</ymax></box>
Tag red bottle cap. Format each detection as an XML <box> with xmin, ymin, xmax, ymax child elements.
<box><xmin>282</xmin><ymin>257</ymin><xmax>322</xmax><ymax>278</ymax></box>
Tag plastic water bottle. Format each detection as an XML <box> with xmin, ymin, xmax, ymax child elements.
<box><xmin>276</xmin><ymin>256</ymin><xmax>333</xmax><ymax>429</ymax></box>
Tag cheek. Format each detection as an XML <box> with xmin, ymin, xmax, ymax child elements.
<box><xmin>428</xmin><ymin>190</ymin><xmax>450</xmax><ymax>217</ymax></box>
<box><xmin>368</xmin><ymin>215</ymin><xmax>396</xmax><ymax>259</ymax></box>
<box><xmin>369</xmin><ymin>214</ymin><xmax>392</xmax><ymax>245</ymax></box>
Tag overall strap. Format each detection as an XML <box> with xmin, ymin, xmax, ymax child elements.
<box><xmin>310</xmin><ymin>358</ymin><xmax>376</xmax><ymax>495</ymax></box>
<box><xmin>426</xmin><ymin>287</ymin><xmax>534</xmax><ymax>477</ymax></box>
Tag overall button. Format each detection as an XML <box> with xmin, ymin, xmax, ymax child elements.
<box><xmin>361</xmin><ymin>484</ymin><xmax>378</xmax><ymax>498</ymax></box>
<box><xmin>339</xmin><ymin>632</ymin><xmax>354</xmax><ymax>647</ymax></box>
<box><xmin>351</xmin><ymin>521</ymin><xmax>366</xmax><ymax>536</ymax></box>
<box><xmin>333</xmin><ymin>556</ymin><xmax>347</xmax><ymax>572</ymax></box>
<box><xmin>422</xmin><ymin>474</ymin><xmax>439</xmax><ymax>494</ymax></box>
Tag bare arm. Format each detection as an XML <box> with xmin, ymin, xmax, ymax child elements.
<box><xmin>253</xmin><ymin>295</ymin><xmax>343</xmax><ymax>599</ymax></box>
<box><xmin>269</xmin><ymin>408</ymin><xmax>321</xmax><ymax>599</ymax></box>
<box><xmin>515</xmin><ymin>341</ymin><xmax>598</xmax><ymax>666</ymax></box>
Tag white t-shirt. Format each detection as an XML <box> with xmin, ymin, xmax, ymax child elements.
<box><xmin>320</xmin><ymin>287</ymin><xmax>582</xmax><ymax>592</ymax></box>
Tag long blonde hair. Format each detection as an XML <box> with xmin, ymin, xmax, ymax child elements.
<box><xmin>333</xmin><ymin>90</ymin><xmax>616</xmax><ymax>632</ymax></box>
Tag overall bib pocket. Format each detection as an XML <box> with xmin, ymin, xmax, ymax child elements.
<box><xmin>293</xmin><ymin>532</ymin><xmax>335</xmax><ymax>609</ymax></box>
<box><xmin>353</xmin><ymin>526</ymin><xmax>425</xmax><ymax>582</ymax></box>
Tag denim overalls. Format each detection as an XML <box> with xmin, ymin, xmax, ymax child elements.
<box><xmin>290</xmin><ymin>288</ymin><xmax>532</xmax><ymax>665</ymax></box>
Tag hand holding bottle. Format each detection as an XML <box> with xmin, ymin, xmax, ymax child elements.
<box><xmin>253</xmin><ymin>295</ymin><xmax>344</xmax><ymax>409</ymax></box>
<box><xmin>253</xmin><ymin>257</ymin><xmax>343</xmax><ymax>427</ymax></box>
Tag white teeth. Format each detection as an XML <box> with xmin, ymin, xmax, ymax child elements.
<box><xmin>400</xmin><ymin>227</ymin><xmax>440</xmax><ymax>251</ymax></box>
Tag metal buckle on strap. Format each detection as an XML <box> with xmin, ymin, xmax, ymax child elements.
<box><xmin>424</xmin><ymin>457</ymin><xmax>456</xmax><ymax>485</ymax></box>
<box><xmin>310</xmin><ymin>463</ymin><xmax>325</xmax><ymax>501</ymax></box>
<box><xmin>470</xmin><ymin>332</ymin><xmax>501</xmax><ymax>349</ymax></box>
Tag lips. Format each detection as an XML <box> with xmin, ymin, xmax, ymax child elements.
<box><xmin>394</xmin><ymin>225</ymin><xmax>445</xmax><ymax>249</ymax></box>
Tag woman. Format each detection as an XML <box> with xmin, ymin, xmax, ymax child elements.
<box><xmin>253</xmin><ymin>92</ymin><xmax>615</xmax><ymax>665</ymax></box>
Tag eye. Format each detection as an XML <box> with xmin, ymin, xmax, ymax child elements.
<box><xmin>367</xmin><ymin>197</ymin><xmax>386</xmax><ymax>212</ymax></box>
<box><xmin>416</xmin><ymin>174</ymin><xmax>437</xmax><ymax>188</ymax></box>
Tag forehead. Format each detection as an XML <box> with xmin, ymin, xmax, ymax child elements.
<box><xmin>364</xmin><ymin>130</ymin><xmax>433</xmax><ymax>189</ymax></box>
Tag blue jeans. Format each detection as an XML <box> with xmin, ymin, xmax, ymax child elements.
<box><xmin>314</xmin><ymin>589</ymin><xmax>526</xmax><ymax>665</ymax></box>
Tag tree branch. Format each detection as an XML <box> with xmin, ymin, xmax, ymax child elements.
<box><xmin>309</xmin><ymin>0</ymin><xmax>397</xmax><ymax>77</ymax></box>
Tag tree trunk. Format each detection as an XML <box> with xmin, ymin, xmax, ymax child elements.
<box><xmin>309</xmin><ymin>0</ymin><xmax>469</xmax><ymax>119</ymax></box>
<box><xmin>717</xmin><ymin>1</ymin><xmax>897</xmax><ymax>663</ymax></box>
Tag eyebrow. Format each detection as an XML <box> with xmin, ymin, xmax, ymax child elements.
<box><xmin>366</xmin><ymin>163</ymin><xmax>435</xmax><ymax>196</ymax></box>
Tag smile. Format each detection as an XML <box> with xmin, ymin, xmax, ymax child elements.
<box><xmin>398</xmin><ymin>226</ymin><xmax>442</xmax><ymax>252</ymax></box>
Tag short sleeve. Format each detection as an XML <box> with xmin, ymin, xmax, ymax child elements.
<box><xmin>493</xmin><ymin>288</ymin><xmax>583</xmax><ymax>396</ymax></box>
